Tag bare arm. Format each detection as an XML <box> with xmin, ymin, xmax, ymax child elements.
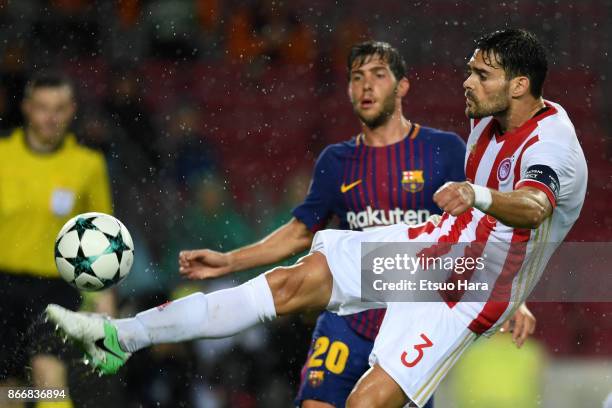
<box><xmin>487</xmin><ymin>188</ymin><xmax>552</xmax><ymax>229</ymax></box>
<box><xmin>178</xmin><ymin>218</ymin><xmax>314</xmax><ymax>279</ymax></box>
<box><xmin>227</xmin><ymin>218</ymin><xmax>313</xmax><ymax>271</ymax></box>
<box><xmin>433</xmin><ymin>182</ymin><xmax>553</xmax><ymax>229</ymax></box>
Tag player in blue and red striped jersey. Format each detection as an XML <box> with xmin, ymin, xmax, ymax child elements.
<box><xmin>176</xmin><ymin>41</ymin><xmax>536</xmax><ymax>408</ymax></box>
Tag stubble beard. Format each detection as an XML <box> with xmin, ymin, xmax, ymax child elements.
<box><xmin>466</xmin><ymin>88</ymin><xmax>510</xmax><ymax>119</ymax></box>
<box><xmin>354</xmin><ymin>90</ymin><xmax>397</xmax><ymax>130</ymax></box>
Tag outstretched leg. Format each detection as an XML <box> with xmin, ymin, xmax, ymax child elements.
<box><xmin>267</xmin><ymin>252</ymin><xmax>334</xmax><ymax>315</ymax></box>
<box><xmin>46</xmin><ymin>252</ymin><xmax>333</xmax><ymax>375</ymax></box>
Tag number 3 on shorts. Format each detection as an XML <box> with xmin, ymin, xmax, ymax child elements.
<box><xmin>400</xmin><ymin>333</ymin><xmax>433</xmax><ymax>368</ymax></box>
<box><xmin>307</xmin><ymin>336</ymin><xmax>350</xmax><ymax>374</ymax></box>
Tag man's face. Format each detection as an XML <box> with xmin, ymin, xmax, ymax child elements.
<box><xmin>348</xmin><ymin>55</ymin><xmax>399</xmax><ymax>129</ymax></box>
<box><xmin>22</xmin><ymin>85</ymin><xmax>76</xmax><ymax>145</ymax></box>
<box><xmin>463</xmin><ymin>49</ymin><xmax>510</xmax><ymax>119</ymax></box>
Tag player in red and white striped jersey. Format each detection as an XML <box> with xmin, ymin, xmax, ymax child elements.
<box><xmin>341</xmin><ymin>29</ymin><xmax>586</xmax><ymax>407</ymax></box>
<box><xmin>314</xmin><ymin>29</ymin><xmax>586</xmax><ymax>407</ymax></box>
<box><xmin>46</xmin><ymin>29</ymin><xmax>583</xmax><ymax>408</ymax></box>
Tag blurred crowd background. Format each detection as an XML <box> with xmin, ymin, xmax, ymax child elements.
<box><xmin>0</xmin><ymin>0</ymin><xmax>610</xmax><ymax>407</ymax></box>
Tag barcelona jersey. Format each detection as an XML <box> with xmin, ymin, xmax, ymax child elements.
<box><xmin>292</xmin><ymin>123</ymin><xmax>466</xmax><ymax>340</ymax></box>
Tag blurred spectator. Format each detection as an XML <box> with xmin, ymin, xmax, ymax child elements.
<box><xmin>160</xmin><ymin>103</ymin><xmax>217</xmax><ymax>185</ymax></box>
<box><xmin>116</xmin><ymin>0</ymin><xmax>140</xmax><ymax>29</ymax></box>
<box><xmin>183</xmin><ymin>174</ymin><xmax>253</xmax><ymax>249</ymax></box>
<box><xmin>78</xmin><ymin>108</ymin><xmax>112</xmax><ymax>153</ymax></box>
<box><xmin>32</xmin><ymin>0</ymin><xmax>100</xmax><ymax>59</ymax></box>
<box><xmin>253</xmin><ymin>0</ymin><xmax>316</xmax><ymax>65</ymax></box>
<box><xmin>108</xmin><ymin>1</ymin><xmax>148</xmax><ymax>63</ymax></box>
<box><xmin>102</xmin><ymin>66</ymin><xmax>172</xmax><ymax>258</ymax></box>
<box><xmin>326</xmin><ymin>11</ymin><xmax>368</xmax><ymax>74</ymax></box>
<box><xmin>161</xmin><ymin>174</ymin><xmax>254</xmax><ymax>283</ymax></box>
<box><xmin>104</xmin><ymin>66</ymin><xmax>160</xmax><ymax>171</ymax></box>
<box><xmin>116</xmin><ymin>227</ymin><xmax>163</xmax><ymax>298</ymax></box>
<box><xmin>256</xmin><ymin>166</ymin><xmax>311</xmax><ymax>241</ymax></box>
<box><xmin>280</xmin><ymin>18</ymin><xmax>317</xmax><ymax>66</ymax></box>
<box><xmin>225</xmin><ymin>0</ymin><xmax>317</xmax><ymax>66</ymax></box>
<box><xmin>195</xmin><ymin>0</ymin><xmax>222</xmax><ymax>34</ymax></box>
<box><xmin>225</xmin><ymin>3</ymin><xmax>264</xmax><ymax>64</ymax></box>
<box><xmin>144</xmin><ymin>0</ymin><xmax>200</xmax><ymax>59</ymax></box>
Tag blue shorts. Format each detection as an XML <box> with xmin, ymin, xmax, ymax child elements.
<box><xmin>295</xmin><ymin>311</ymin><xmax>434</xmax><ymax>407</ymax></box>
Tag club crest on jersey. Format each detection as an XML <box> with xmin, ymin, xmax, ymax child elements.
<box><xmin>308</xmin><ymin>370</ymin><xmax>325</xmax><ymax>387</ymax></box>
<box><xmin>497</xmin><ymin>158</ymin><xmax>513</xmax><ymax>182</ymax></box>
<box><xmin>402</xmin><ymin>170</ymin><xmax>424</xmax><ymax>193</ymax></box>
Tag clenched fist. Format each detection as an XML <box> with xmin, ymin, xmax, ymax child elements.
<box><xmin>433</xmin><ymin>181</ymin><xmax>476</xmax><ymax>216</ymax></box>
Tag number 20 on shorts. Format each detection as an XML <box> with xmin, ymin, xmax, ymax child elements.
<box><xmin>307</xmin><ymin>336</ymin><xmax>350</xmax><ymax>374</ymax></box>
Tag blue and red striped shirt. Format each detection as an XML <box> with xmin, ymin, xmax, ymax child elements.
<box><xmin>292</xmin><ymin>123</ymin><xmax>466</xmax><ymax>340</ymax></box>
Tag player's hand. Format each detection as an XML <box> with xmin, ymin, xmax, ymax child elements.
<box><xmin>499</xmin><ymin>303</ymin><xmax>536</xmax><ymax>348</ymax></box>
<box><xmin>433</xmin><ymin>181</ymin><xmax>475</xmax><ymax>216</ymax></box>
<box><xmin>178</xmin><ymin>249</ymin><xmax>233</xmax><ymax>280</ymax></box>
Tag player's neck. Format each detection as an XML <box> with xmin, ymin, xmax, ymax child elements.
<box><xmin>24</xmin><ymin>127</ymin><xmax>63</xmax><ymax>153</ymax></box>
<box><xmin>362</xmin><ymin>113</ymin><xmax>411</xmax><ymax>147</ymax></box>
<box><xmin>495</xmin><ymin>97</ymin><xmax>546</xmax><ymax>134</ymax></box>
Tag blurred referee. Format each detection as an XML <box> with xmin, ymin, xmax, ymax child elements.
<box><xmin>0</xmin><ymin>73</ymin><xmax>112</xmax><ymax>408</ymax></box>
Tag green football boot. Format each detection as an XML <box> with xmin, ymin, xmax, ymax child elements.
<box><xmin>45</xmin><ymin>304</ymin><xmax>131</xmax><ymax>375</ymax></box>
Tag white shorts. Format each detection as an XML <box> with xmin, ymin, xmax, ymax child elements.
<box><xmin>311</xmin><ymin>224</ymin><xmax>410</xmax><ymax>315</ymax></box>
<box><xmin>311</xmin><ymin>224</ymin><xmax>478</xmax><ymax>408</ymax></box>
<box><xmin>370</xmin><ymin>302</ymin><xmax>476</xmax><ymax>407</ymax></box>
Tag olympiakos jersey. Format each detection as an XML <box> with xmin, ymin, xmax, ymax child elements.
<box><xmin>293</xmin><ymin>124</ymin><xmax>466</xmax><ymax>340</ymax></box>
<box><xmin>408</xmin><ymin>100</ymin><xmax>587</xmax><ymax>335</ymax></box>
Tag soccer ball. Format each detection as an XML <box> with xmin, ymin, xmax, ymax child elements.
<box><xmin>54</xmin><ymin>212</ymin><xmax>134</xmax><ymax>291</ymax></box>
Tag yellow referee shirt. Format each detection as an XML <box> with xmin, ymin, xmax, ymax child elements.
<box><xmin>0</xmin><ymin>128</ymin><xmax>112</xmax><ymax>278</ymax></box>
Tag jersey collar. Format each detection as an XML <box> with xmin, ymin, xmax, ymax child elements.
<box><xmin>492</xmin><ymin>101</ymin><xmax>557</xmax><ymax>143</ymax></box>
<box><xmin>356</xmin><ymin>123</ymin><xmax>420</xmax><ymax>147</ymax></box>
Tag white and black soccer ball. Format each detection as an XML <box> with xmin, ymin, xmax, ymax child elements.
<box><xmin>54</xmin><ymin>212</ymin><xmax>134</xmax><ymax>291</ymax></box>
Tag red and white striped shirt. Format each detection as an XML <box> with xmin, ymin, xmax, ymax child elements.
<box><xmin>408</xmin><ymin>100</ymin><xmax>587</xmax><ymax>335</ymax></box>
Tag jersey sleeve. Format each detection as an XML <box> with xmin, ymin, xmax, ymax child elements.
<box><xmin>86</xmin><ymin>152</ymin><xmax>113</xmax><ymax>214</ymax></box>
<box><xmin>291</xmin><ymin>146</ymin><xmax>336</xmax><ymax>232</ymax></box>
<box><xmin>445</xmin><ymin>132</ymin><xmax>467</xmax><ymax>181</ymax></box>
<box><xmin>515</xmin><ymin>137</ymin><xmax>570</xmax><ymax>208</ymax></box>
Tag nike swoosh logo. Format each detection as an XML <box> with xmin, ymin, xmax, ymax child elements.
<box><xmin>341</xmin><ymin>179</ymin><xmax>362</xmax><ymax>193</ymax></box>
<box><xmin>95</xmin><ymin>338</ymin><xmax>124</xmax><ymax>360</ymax></box>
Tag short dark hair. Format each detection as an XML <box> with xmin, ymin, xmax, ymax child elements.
<box><xmin>475</xmin><ymin>29</ymin><xmax>548</xmax><ymax>98</ymax></box>
<box><xmin>24</xmin><ymin>72</ymin><xmax>75</xmax><ymax>99</ymax></box>
<box><xmin>347</xmin><ymin>41</ymin><xmax>407</xmax><ymax>82</ymax></box>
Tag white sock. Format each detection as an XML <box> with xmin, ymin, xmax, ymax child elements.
<box><xmin>114</xmin><ymin>274</ymin><xmax>277</xmax><ymax>353</ymax></box>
